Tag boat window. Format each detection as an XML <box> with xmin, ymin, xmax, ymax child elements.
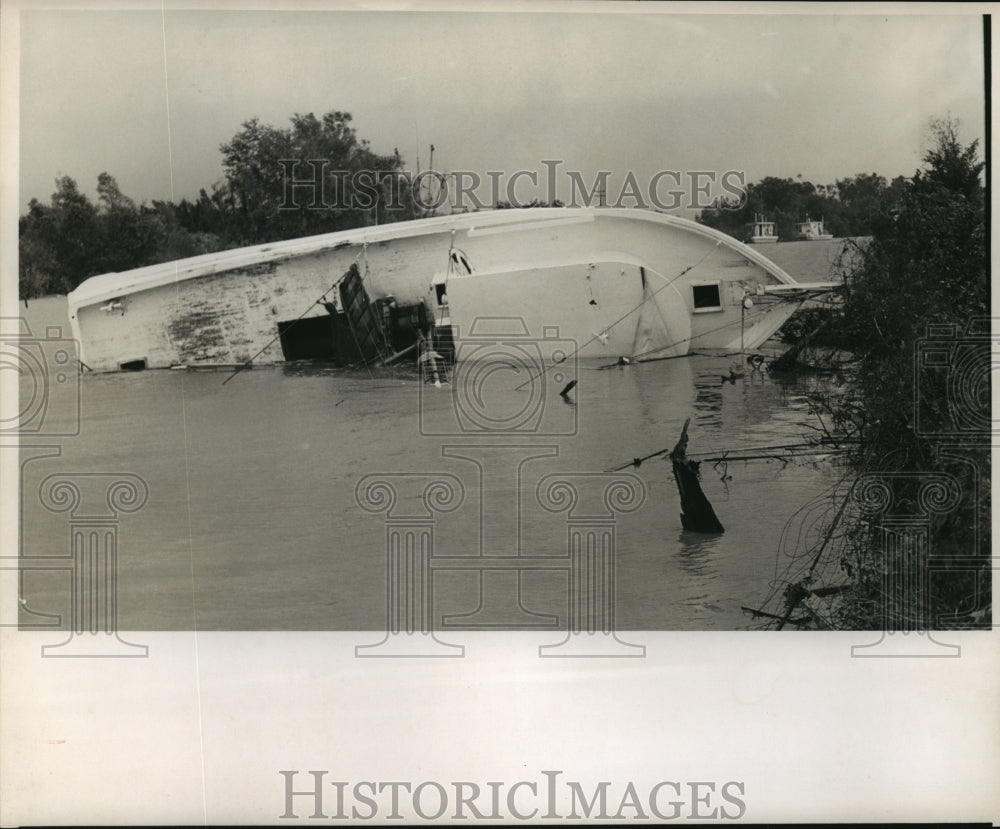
<box><xmin>118</xmin><ymin>358</ymin><xmax>147</xmax><ymax>371</ymax></box>
<box><xmin>692</xmin><ymin>282</ymin><xmax>723</xmax><ymax>312</ymax></box>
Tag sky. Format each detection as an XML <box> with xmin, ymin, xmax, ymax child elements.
<box><xmin>14</xmin><ymin>4</ymin><xmax>987</xmax><ymax>214</ymax></box>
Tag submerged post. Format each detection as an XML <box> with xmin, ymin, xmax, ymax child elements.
<box><xmin>669</xmin><ymin>418</ymin><xmax>724</xmax><ymax>534</ymax></box>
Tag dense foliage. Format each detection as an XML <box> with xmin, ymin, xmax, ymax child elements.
<box><xmin>789</xmin><ymin>119</ymin><xmax>989</xmax><ymax>629</ymax></box>
<box><xmin>697</xmin><ymin>172</ymin><xmax>908</xmax><ymax>242</ymax></box>
<box><xmin>219</xmin><ymin>111</ymin><xmax>416</xmax><ymax>242</ymax></box>
<box><xmin>18</xmin><ymin>111</ymin><xmax>416</xmax><ymax>299</ymax></box>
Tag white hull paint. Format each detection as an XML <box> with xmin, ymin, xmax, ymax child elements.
<box><xmin>67</xmin><ymin>208</ymin><xmax>815</xmax><ymax>372</ymax></box>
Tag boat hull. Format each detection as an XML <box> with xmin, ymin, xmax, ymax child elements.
<box><xmin>66</xmin><ymin>208</ymin><xmax>804</xmax><ymax>372</ymax></box>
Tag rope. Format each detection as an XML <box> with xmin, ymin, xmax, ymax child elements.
<box><xmin>221</xmin><ymin>281</ymin><xmax>339</xmax><ymax>385</ymax></box>
<box><xmin>359</xmin><ymin>242</ymin><xmax>370</xmax><ymax>285</ymax></box>
<box><xmin>513</xmin><ymin>241</ymin><xmax>723</xmax><ymax>390</ymax></box>
<box><xmin>631</xmin><ymin>297</ymin><xmax>808</xmax><ymax>362</ymax></box>
<box><xmin>437</xmin><ymin>231</ymin><xmax>455</xmax><ymax>329</ymax></box>
<box><xmin>632</xmin><ymin>284</ymin><xmax>832</xmax><ymax>363</ymax></box>
<box><xmin>341</xmin><ymin>242</ymin><xmax>384</xmax><ymax>379</ymax></box>
<box><xmin>220</xmin><ymin>245</ymin><xmax>369</xmax><ymax>385</ymax></box>
<box><xmin>361</xmin><ymin>241</ymin><xmax>394</xmax><ymax>357</ymax></box>
<box><xmin>340</xmin><ymin>299</ymin><xmax>377</xmax><ymax>379</ymax></box>
<box><xmin>418</xmin><ymin>234</ymin><xmax>457</xmax><ymax>385</ymax></box>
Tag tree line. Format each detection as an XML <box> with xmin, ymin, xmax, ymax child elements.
<box><xmin>19</xmin><ymin>111</ymin><xmax>419</xmax><ymax>299</ymax></box>
<box><xmin>696</xmin><ymin>171</ymin><xmax>910</xmax><ymax>242</ymax></box>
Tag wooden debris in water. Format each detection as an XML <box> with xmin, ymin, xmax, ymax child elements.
<box><xmin>669</xmin><ymin>418</ymin><xmax>724</xmax><ymax>534</ymax></box>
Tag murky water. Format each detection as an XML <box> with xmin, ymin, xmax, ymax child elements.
<box><xmin>14</xmin><ymin>296</ymin><xmax>842</xmax><ymax>630</ymax></box>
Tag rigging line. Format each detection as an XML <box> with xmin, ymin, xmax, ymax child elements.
<box><xmin>340</xmin><ymin>255</ymin><xmax>379</xmax><ymax>380</ymax></box>
<box><xmin>631</xmin><ymin>308</ymin><xmax>769</xmax><ymax>362</ymax></box>
<box><xmin>361</xmin><ymin>241</ymin><xmax>393</xmax><ymax>356</ymax></box>
<box><xmin>436</xmin><ymin>232</ymin><xmax>455</xmax><ymax>328</ymax></box>
<box><xmin>513</xmin><ymin>241</ymin><xmax>723</xmax><ymax>391</ymax></box>
<box><xmin>351</xmin><ymin>241</ymin><xmax>371</xmax><ymax>290</ymax></box>
<box><xmin>434</xmin><ymin>235</ymin><xmax>459</xmax><ymax>383</ymax></box>
<box><xmin>341</xmin><ymin>301</ymin><xmax>378</xmax><ymax>380</ymax></box>
<box><xmin>220</xmin><ymin>245</ymin><xmax>368</xmax><ymax>385</ymax></box>
<box><xmin>359</xmin><ymin>241</ymin><xmax>369</xmax><ymax>282</ymax></box>
<box><xmin>221</xmin><ymin>281</ymin><xmax>339</xmax><ymax>385</ymax></box>
<box><xmin>631</xmin><ymin>297</ymin><xmax>807</xmax><ymax>362</ymax></box>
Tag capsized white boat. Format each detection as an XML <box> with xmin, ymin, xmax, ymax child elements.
<box><xmin>66</xmin><ymin>207</ymin><xmax>837</xmax><ymax>373</ymax></box>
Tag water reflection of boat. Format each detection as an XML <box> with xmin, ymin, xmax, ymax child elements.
<box><xmin>67</xmin><ymin>208</ymin><xmax>837</xmax><ymax>373</ymax></box>
<box><xmin>689</xmin><ymin>351</ymin><xmax>833</xmax><ymax>435</ymax></box>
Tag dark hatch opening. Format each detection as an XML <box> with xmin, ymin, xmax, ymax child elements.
<box><xmin>277</xmin><ymin>316</ymin><xmax>338</xmax><ymax>361</ymax></box>
<box><xmin>277</xmin><ymin>313</ymin><xmax>374</xmax><ymax>365</ymax></box>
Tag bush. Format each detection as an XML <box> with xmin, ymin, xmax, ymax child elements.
<box><xmin>811</xmin><ymin>118</ymin><xmax>989</xmax><ymax>629</ymax></box>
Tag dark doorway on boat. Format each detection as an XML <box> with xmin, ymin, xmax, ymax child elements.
<box><xmin>277</xmin><ymin>316</ymin><xmax>339</xmax><ymax>362</ymax></box>
<box><xmin>277</xmin><ymin>314</ymin><xmax>374</xmax><ymax>365</ymax></box>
